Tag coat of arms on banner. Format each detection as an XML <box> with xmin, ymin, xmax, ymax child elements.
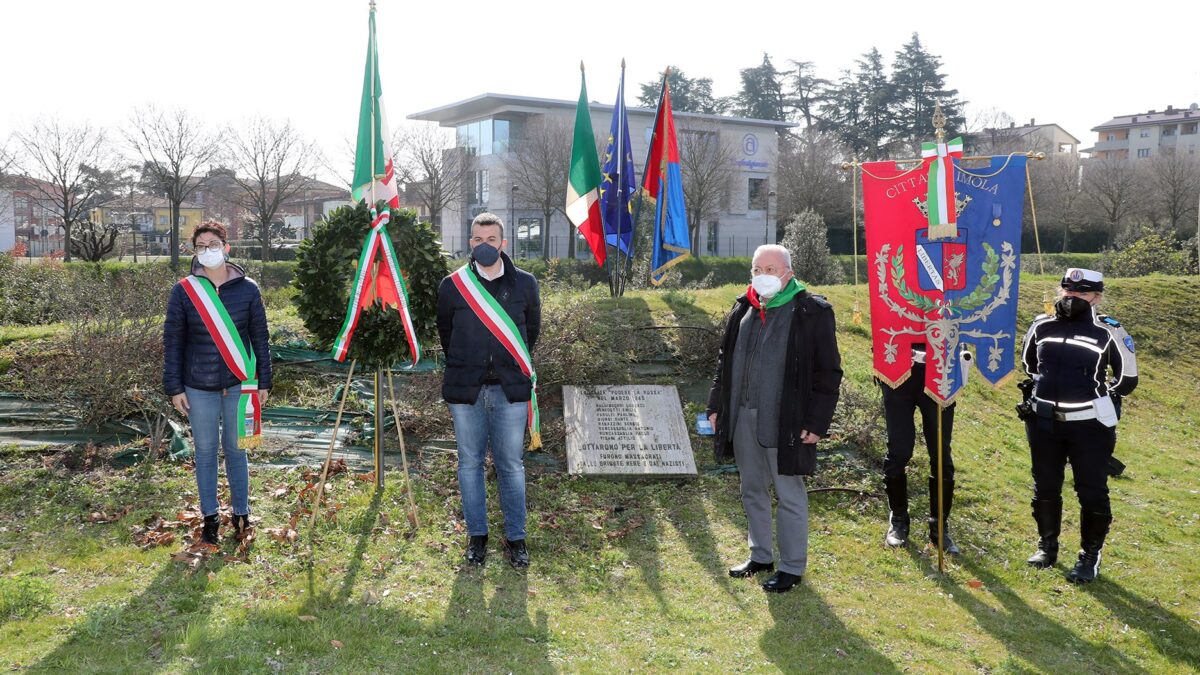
<box><xmin>861</xmin><ymin>154</ymin><xmax>1028</xmax><ymax>405</ymax></box>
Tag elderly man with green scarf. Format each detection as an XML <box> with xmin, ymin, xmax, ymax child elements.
<box><xmin>707</xmin><ymin>244</ymin><xmax>843</xmax><ymax>593</ymax></box>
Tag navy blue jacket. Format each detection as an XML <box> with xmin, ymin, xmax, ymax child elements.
<box><xmin>436</xmin><ymin>253</ymin><xmax>541</xmax><ymax>405</ymax></box>
<box><xmin>163</xmin><ymin>260</ymin><xmax>273</xmax><ymax>396</ymax></box>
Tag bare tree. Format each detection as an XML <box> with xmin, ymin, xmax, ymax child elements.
<box><xmin>677</xmin><ymin>122</ymin><xmax>736</xmax><ymax>256</ymax></box>
<box><xmin>1037</xmin><ymin>152</ymin><xmax>1088</xmax><ymax>252</ymax></box>
<box><xmin>504</xmin><ymin>117</ymin><xmax>572</xmax><ymax>259</ymax></box>
<box><xmin>1143</xmin><ymin>151</ymin><xmax>1200</xmax><ymax>238</ymax></box>
<box><xmin>1083</xmin><ymin>157</ymin><xmax>1142</xmax><ymax>247</ymax></box>
<box><xmin>225</xmin><ymin>117</ymin><xmax>320</xmax><ymax>262</ymax></box>
<box><xmin>126</xmin><ymin>107</ymin><xmax>220</xmax><ymax>269</ymax></box>
<box><xmin>13</xmin><ymin>118</ymin><xmax>118</xmax><ymax>262</ymax></box>
<box><xmin>776</xmin><ymin>129</ymin><xmax>849</xmax><ymax>223</ymax></box>
<box><xmin>394</xmin><ymin>123</ymin><xmax>471</xmax><ymax>228</ymax></box>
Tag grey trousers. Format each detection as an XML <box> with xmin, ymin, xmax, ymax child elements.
<box><xmin>734</xmin><ymin>406</ymin><xmax>809</xmax><ymax>576</ymax></box>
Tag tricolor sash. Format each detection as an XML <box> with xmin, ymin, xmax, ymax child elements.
<box><xmin>449</xmin><ymin>264</ymin><xmax>541</xmax><ymax>450</ymax></box>
<box><xmin>331</xmin><ymin>205</ymin><xmax>421</xmax><ymax>365</ymax></box>
<box><xmin>180</xmin><ymin>275</ymin><xmax>262</xmax><ymax>448</ymax></box>
<box><xmin>921</xmin><ymin>136</ymin><xmax>964</xmax><ymax>237</ymax></box>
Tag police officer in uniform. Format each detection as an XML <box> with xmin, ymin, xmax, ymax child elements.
<box><xmin>880</xmin><ymin>344</ymin><xmax>970</xmax><ymax>554</ymax></box>
<box><xmin>1018</xmin><ymin>268</ymin><xmax>1137</xmax><ymax>583</ymax></box>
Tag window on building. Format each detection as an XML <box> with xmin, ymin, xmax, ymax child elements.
<box><xmin>748</xmin><ymin>178</ymin><xmax>768</xmax><ymax>210</ymax></box>
<box><xmin>1136</xmin><ymin>148</ymin><xmax>1151</xmax><ymax>158</ymax></box>
<box><xmin>493</xmin><ymin>119</ymin><xmax>510</xmax><ymax>153</ymax></box>
<box><xmin>517</xmin><ymin>217</ymin><xmax>541</xmax><ymax>258</ymax></box>
<box><xmin>469</xmin><ymin>170</ymin><xmax>489</xmax><ymax>204</ymax></box>
<box><xmin>1161</xmin><ymin>125</ymin><xmax>1177</xmax><ymax>137</ymax></box>
<box><xmin>158</xmin><ymin>215</ymin><xmax>169</xmax><ymax>225</ymax></box>
<box><xmin>1106</xmin><ymin>133</ymin><xmax>1116</xmax><ymax>142</ymax></box>
<box><xmin>1139</xmin><ymin>128</ymin><xmax>1152</xmax><ymax>138</ymax></box>
<box><xmin>1182</xmin><ymin>122</ymin><xmax>1198</xmax><ymax>135</ymax></box>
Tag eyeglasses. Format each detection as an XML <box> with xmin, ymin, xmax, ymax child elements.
<box><xmin>194</xmin><ymin>242</ymin><xmax>223</xmax><ymax>254</ymax></box>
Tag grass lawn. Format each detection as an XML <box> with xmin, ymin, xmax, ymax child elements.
<box><xmin>1</xmin><ymin>274</ymin><xmax>1198</xmax><ymax>673</ymax></box>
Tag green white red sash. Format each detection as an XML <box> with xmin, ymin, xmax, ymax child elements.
<box><xmin>921</xmin><ymin>136</ymin><xmax>964</xmax><ymax>228</ymax></box>
<box><xmin>331</xmin><ymin>206</ymin><xmax>420</xmax><ymax>365</ymax></box>
<box><xmin>449</xmin><ymin>264</ymin><xmax>542</xmax><ymax>449</ymax></box>
<box><xmin>179</xmin><ymin>275</ymin><xmax>261</xmax><ymax>447</ymax></box>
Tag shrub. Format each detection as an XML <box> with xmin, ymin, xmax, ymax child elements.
<box><xmin>1100</xmin><ymin>232</ymin><xmax>1191</xmax><ymax>277</ymax></box>
<box><xmin>0</xmin><ymin>255</ymin><xmax>72</xmax><ymax>325</ymax></box>
<box><xmin>781</xmin><ymin>210</ymin><xmax>845</xmax><ymax>286</ymax></box>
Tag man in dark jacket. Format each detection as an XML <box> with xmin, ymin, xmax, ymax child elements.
<box><xmin>707</xmin><ymin>245</ymin><xmax>842</xmax><ymax>593</ymax></box>
<box><xmin>437</xmin><ymin>213</ymin><xmax>541</xmax><ymax>568</ymax></box>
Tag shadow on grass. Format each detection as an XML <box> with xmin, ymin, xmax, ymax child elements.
<box><xmin>656</xmin><ymin>482</ymin><xmax>744</xmax><ymax>606</ymax></box>
<box><xmin>1088</xmin><ymin>581</ymin><xmax>1200</xmax><ymax>671</ymax></box>
<box><xmin>442</xmin><ymin>565</ymin><xmax>552</xmax><ymax>673</ymax></box>
<box><xmin>761</xmin><ymin>586</ymin><xmax>901</xmax><ymax>673</ymax></box>
<box><xmin>29</xmin><ymin>553</ymin><xmax>224</xmax><ymax>672</ymax></box>
<box><xmin>906</xmin><ymin>550</ymin><xmax>1149</xmax><ymax>673</ymax></box>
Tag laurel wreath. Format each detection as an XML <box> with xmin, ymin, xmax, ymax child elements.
<box><xmin>889</xmin><ymin>243</ymin><xmax>1001</xmax><ymax>316</ymax></box>
<box><xmin>292</xmin><ymin>201</ymin><xmax>448</xmax><ymax>369</ymax></box>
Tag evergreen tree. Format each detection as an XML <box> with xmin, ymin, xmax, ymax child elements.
<box><xmin>732</xmin><ymin>53</ymin><xmax>786</xmax><ymax>122</ymax></box>
<box><xmin>786</xmin><ymin>60</ymin><xmax>831</xmax><ymax>130</ymax></box>
<box><xmin>821</xmin><ymin>48</ymin><xmax>893</xmax><ymax>159</ymax></box>
<box><xmin>890</xmin><ymin>33</ymin><xmax>965</xmax><ymax>153</ymax></box>
<box><xmin>637</xmin><ymin>67</ymin><xmax>727</xmax><ymax>115</ymax></box>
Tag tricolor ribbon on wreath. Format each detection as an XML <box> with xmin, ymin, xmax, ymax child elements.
<box><xmin>180</xmin><ymin>275</ymin><xmax>262</xmax><ymax>449</ymax></box>
<box><xmin>449</xmin><ymin>264</ymin><xmax>542</xmax><ymax>450</ymax></box>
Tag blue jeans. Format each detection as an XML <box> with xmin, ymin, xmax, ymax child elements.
<box><xmin>448</xmin><ymin>385</ymin><xmax>528</xmax><ymax>540</ymax></box>
<box><xmin>186</xmin><ymin>385</ymin><xmax>251</xmax><ymax>518</ymax></box>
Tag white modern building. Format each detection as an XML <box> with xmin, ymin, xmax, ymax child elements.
<box><xmin>409</xmin><ymin>93</ymin><xmax>794</xmax><ymax>258</ymax></box>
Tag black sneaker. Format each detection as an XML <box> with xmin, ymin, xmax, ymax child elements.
<box><xmin>504</xmin><ymin>539</ymin><xmax>530</xmax><ymax>569</ymax></box>
<box><xmin>231</xmin><ymin>514</ymin><xmax>250</xmax><ymax>539</ymax></box>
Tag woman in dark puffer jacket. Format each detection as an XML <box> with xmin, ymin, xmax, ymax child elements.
<box><xmin>163</xmin><ymin>222</ymin><xmax>271</xmax><ymax>544</ymax></box>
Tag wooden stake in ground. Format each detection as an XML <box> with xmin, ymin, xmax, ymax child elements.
<box><xmin>374</xmin><ymin>369</ymin><xmax>384</xmax><ymax>489</ymax></box>
<box><xmin>309</xmin><ymin>360</ymin><xmax>357</xmax><ymax>534</ymax></box>
<box><xmin>386</xmin><ymin>369</ymin><xmax>420</xmax><ymax>528</ymax></box>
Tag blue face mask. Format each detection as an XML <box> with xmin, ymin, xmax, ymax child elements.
<box><xmin>472</xmin><ymin>242</ymin><xmax>501</xmax><ymax>267</ymax></box>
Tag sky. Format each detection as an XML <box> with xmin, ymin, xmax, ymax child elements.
<box><xmin>3</xmin><ymin>0</ymin><xmax>1199</xmax><ymax>182</ymax></box>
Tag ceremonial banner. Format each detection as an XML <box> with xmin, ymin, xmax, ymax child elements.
<box><xmin>643</xmin><ymin>75</ymin><xmax>689</xmax><ymax>285</ymax></box>
<box><xmin>862</xmin><ymin>154</ymin><xmax>1027</xmax><ymax>405</ymax></box>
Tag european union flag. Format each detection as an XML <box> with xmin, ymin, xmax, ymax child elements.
<box><xmin>601</xmin><ymin>66</ymin><xmax>637</xmax><ymax>258</ymax></box>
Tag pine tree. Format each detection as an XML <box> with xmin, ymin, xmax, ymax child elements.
<box><xmin>890</xmin><ymin>33</ymin><xmax>965</xmax><ymax>153</ymax></box>
<box><xmin>820</xmin><ymin>48</ymin><xmax>893</xmax><ymax>159</ymax></box>
<box><xmin>637</xmin><ymin>67</ymin><xmax>726</xmax><ymax>115</ymax></box>
<box><xmin>786</xmin><ymin>60</ymin><xmax>831</xmax><ymax>130</ymax></box>
<box><xmin>733</xmin><ymin>53</ymin><xmax>786</xmax><ymax>122</ymax></box>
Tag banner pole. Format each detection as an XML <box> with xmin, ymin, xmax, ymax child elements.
<box><xmin>936</xmin><ymin>403</ymin><xmax>945</xmax><ymax>574</ymax></box>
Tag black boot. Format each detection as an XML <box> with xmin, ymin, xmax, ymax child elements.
<box><xmin>927</xmin><ymin>477</ymin><xmax>960</xmax><ymax>555</ymax></box>
<box><xmin>1067</xmin><ymin>510</ymin><xmax>1111</xmax><ymax>584</ymax></box>
<box><xmin>232</xmin><ymin>514</ymin><xmax>250</xmax><ymax>539</ymax></box>
<box><xmin>884</xmin><ymin>474</ymin><xmax>910</xmax><ymax>547</ymax></box>
<box><xmin>1026</xmin><ymin>498</ymin><xmax>1061</xmax><ymax>569</ymax></box>
<box><xmin>465</xmin><ymin>534</ymin><xmax>488</xmax><ymax>566</ymax></box>
<box><xmin>201</xmin><ymin>514</ymin><xmax>220</xmax><ymax>545</ymax></box>
<box><xmin>504</xmin><ymin>539</ymin><xmax>530</xmax><ymax>569</ymax></box>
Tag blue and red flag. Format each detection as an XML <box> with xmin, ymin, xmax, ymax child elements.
<box><xmin>642</xmin><ymin>73</ymin><xmax>689</xmax><ymax>285</ymax></box>
<box><xmin>862</xmin><ymin>153</ymin><xmax>1027</xmax><ymax>405</ymax></box>
<box><xmin>601</xmin><ymin>64</ymin><xmax>637</xmax><ymax>258</ymax></box>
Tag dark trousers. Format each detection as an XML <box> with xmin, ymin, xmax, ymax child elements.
<box><xmin>1026</xmin><ymin>418</ymin><xmax>1116</xmax><ymax>516</ymax></box>
<box><xmin>881</xmin><ymin>365</ymin><xmax>955</xmax><ymax>480</ymax></box>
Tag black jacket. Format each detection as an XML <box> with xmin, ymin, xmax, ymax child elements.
<box><xmin>437</xmin><ymin>253</ymin><xmax>541</xmax><ymax>404</ymax></box>
<box><xmin>162</xmin><ymin>260</ymin><xmax>273</xmax><ymax>396</ymax></box>
<box><xmin>707</xmin><ymin>291</ymin><xmax>843</xmax><ymax>475</ymax></box>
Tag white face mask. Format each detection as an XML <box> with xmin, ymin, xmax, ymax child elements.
<box><xmin>197</xmin><ymin>247</ymin><xmax>226</xmax><ymax>269</ymax></box>
<box><xmin>751</xmin><ymin>274</ymin><xmax>783</xmax><ymax>298</ymax></box>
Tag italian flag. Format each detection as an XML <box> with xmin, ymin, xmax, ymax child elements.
<box><xmin>352</xmin><ymin>5</ymin><xmax>399</xmax><ymax>211</ymax></box>
<box><xmin>566</xmin><ymin>66</ymin><xmax>606</xmax><ymax>267</ymax></box>
<box><xmin>331</xmin><ymin>3</ymin><xmax>420</xmax><ymax>365</ymax></box>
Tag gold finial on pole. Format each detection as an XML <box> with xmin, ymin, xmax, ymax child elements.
<box><xmin>933</xmin><ymin>102</ymin><xmax>947</xmax><ymax>144</ymax></box>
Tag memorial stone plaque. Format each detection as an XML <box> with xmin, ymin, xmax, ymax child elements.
<box><xmin>563</xmin><ymin>384</ymin><xmax>697</xmax><ymax>475</ymax></box>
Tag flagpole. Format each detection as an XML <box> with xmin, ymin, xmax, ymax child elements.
<box><xmin>368</xmin><ymin>0</ymin><xmax>385</xmax><ymax>490</ymax></box>
<box><xmin>936</xmin><ymin>403</ymin><xmax>945</xmax><ymax>574</ymax></box>
<box><xmin>624</xmin><ymin>68</ymin><xmax>669</xmax><ymax>295</ymax></box>
<box><xmin>613</xmin><ymin>58</ymin><xmax>627</xmax><ymax>297</ymax></box>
